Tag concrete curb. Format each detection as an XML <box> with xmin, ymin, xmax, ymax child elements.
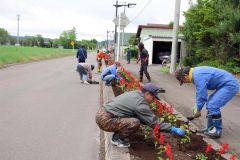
<box><xmin>102</xmin><ymin>84</ymin><xmax>131</xmax><ymax>160</ymax></box>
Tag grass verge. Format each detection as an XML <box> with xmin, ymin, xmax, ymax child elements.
<box><xmin>0</xmin><ymin>45</ymin><xmax>75</xmax><ymax>67</ymax></box>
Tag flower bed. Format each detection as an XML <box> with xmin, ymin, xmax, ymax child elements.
<box><xmin>112</xmin><ymin>67</ymin><xmax>238</xmax><ymax>160</ymax></box>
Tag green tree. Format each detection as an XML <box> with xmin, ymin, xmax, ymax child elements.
<box><xmin>36</xmin><ymin>34</ymin><xmax>44</xmax><ymax>47</ymax></box>
<box><xmin>168</xmin><ymin>21</ymin><xmax>174</xmax><ymax>27</ymax></box>
<box><xmin>182</xmin><ymin>0</ymin><xmax>240</xmax><ymax>73</ymax></box>
<box><xmin>0</xmin><ymin>28</ymin><xmax>9</xmax><ymax>44</ymax></box>
<box><xmin>128</xmin><ymin>35</ymin><xmax>138</xmax><ymax>46</ymax></box>
<box><xmin>59</xmin><ymin>27</ymin><xmax>77</xmax><ymax>48</ymax></box>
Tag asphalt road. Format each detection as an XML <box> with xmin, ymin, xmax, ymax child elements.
<box><xmin>0</xmin><ymin>53</ymin><xmax>100</xmax><ymax>160</ymax></box>
<box><xmin>122</xmin><ymin>60</ymin><xmax>240</xmax><ymax>155</ymax></box>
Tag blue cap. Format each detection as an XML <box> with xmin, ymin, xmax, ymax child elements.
<box><xmin>143</xmin><ymin>83</ymin><xmax>160</xmax><ymax>100</ymax></box>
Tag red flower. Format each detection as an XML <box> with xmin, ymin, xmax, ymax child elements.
<box><xmin>159</xmin><ymin>133</ymin><xmax>164</xmax><ymax>145</ymax></box>
<box><xmin>219</xmin><ymin>144</ymin><xmax>229</xmax><ymax>154</ymax></box>
<box><xmin>127</xmin><ymin>83</ymin><xmax>133</xmax><ymax>89</ymax></box>
<box><xmin>137</xmin><ymin>86</ymin><xmax>143</xmax><ymax>90</ymax></box>
<box><xmin>153</xmin><ymin>122</ymin><xmax>159</xmax><ymax>139</ymax></box>
<box><xmin>165</xmin><ymin>143</ymin><xmax>172</xmax><ymax>160</ymax></box>
<box><xmin>205</xmin><ymin>144</ymin><xmax>212</xmax><ymax>154</ymax></box>
<box><xmin>231</xmin><ymin>154</ymin><xmax>236</xmax><ymax>160</ymax></box>
<box><xmin>135</xmin><ymin>80</ymin><xmax>140</xmax><ymax>87</ymax></box>
<box><xmin>169</xmin><ymin>105</ymin><xmax>174</xmax><ymax>114</ymax></box>
<box><xmin>163</xmin><ymin>103</ymin><xmax>167</xmax><ymax>111</ymax></box>
<box><xmin>158</xmin><ymin>102</ymin><xmax>163</xmax><ymax>115</ymax></box>
<box><xmin>119</xmin><ymin>79</ymin><xmax>125</xmax><ymax>85</ymax></box>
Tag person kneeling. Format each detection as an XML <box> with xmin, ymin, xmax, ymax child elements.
<box><xmin>101</xmin><ymin>61</ymin><xmax>121</xmax><ymax>86</ymax></box>
<box><xmin>95</xmin><ymin>83</ymin><xmax>185</xmax><ymax>148</ymax></box>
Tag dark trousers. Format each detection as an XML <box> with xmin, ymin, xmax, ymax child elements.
<box><xmin>95</xmin><ymin>107</ymin><xmax>140</xmax><ymax>138</ymax></box>
<box><xmin>139</xmin><ymin>63</ymin><xmax>151</xmax><ymax>81</ymax></box>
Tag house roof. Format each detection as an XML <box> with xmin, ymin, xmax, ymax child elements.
<box><xmin>136</xmin><ymin>24</ymin><xmax>174</xmax><ymax>38</ymax></box>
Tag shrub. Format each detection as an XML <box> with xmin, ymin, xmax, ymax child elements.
<box><xmin>124</xmin><ymin>47</ymin><xmax>138</xmax><ymax>59</ymax></box>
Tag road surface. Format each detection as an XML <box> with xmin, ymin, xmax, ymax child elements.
<box><xmin>0</xmin><ymin>53</ymin><xmax>100</xmax><ymax>160</ymax></box>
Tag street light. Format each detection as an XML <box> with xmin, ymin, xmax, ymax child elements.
<box><xmin>113</xmin><ymin>1</ymin><xmax>136</xmax><ymax>59</ymax></box>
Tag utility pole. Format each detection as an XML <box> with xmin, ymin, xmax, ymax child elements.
<box><xmin>106</xmin><ymin>30</ymin><xmax>110</xmax><ymax>50</ymax></box>
<box><xmin>116</xmin><ymin>14</ymin><xmax>121</xmax><ymax>61</ymax></box>
<box><xmin>114</xmin><ymin>0</ymin><xmax>118</xmax><ymax>60</ymax></box>
<box><xmin>170</xmin><ymin>0</ymin><xmax>181</xmax><ymax>74</ymax></box>
<box><xmin>16</xmin><ymin>14</ymin><xmax>20</xmax><ymax>46</ymax></box>
<box><xmin>113</xmin><ymin>1</ymin><xmax>136</xmax><ymax>60</ymax></box>
<box><xmin>121</xmin><ymin>2</ymin><xmax>126</xmax><ymax>57</ymax></box>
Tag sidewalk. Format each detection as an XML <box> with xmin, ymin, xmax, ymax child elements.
<box><xmin>120</xmin><ymin>59</ymin><xmax>240</xmax><ymax>155</ymax></box>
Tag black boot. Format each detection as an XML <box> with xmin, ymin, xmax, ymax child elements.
<box><xmin>111</xmin><ymin>133</ymin><xmax>130</xmax><ymax>148</ymax></box>
<box><xmin>140</xmin><ymin>75</ymin><xmax>143</xmax><ymax>82</ymax></box>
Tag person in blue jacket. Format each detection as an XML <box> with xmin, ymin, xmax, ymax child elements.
<box><xmin>101</xmin><ymin>62</ymin><xmax>121</xmax><ymax>86</ymax></box>
<box><xmin>76</xmin><ymin>45</ymin><xmax>87</xmax><ymax>63</ymax></box>
<box><xmin>175</xmin><ymin>66</ymin><xmax>239</xmax><ymax>138</ymax></box>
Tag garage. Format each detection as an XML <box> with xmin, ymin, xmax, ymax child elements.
<box><xmin>136</xmin><ymin>24</ymin><xmax>186</xmax><ymax>65</ymax></box>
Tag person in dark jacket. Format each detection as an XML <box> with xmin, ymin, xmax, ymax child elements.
<box><xmin>126</xmin><ymin>48</ymin><xmax>131</xmax><ymax>64</ymax></box>
<box><xmin>137</xmin><ymin>42</ymin><xmax>151</xmax><ymax>82</ymax></box>
<box><xmin>76</xmin><ymin>45</ymin><xmax>87</xmax><ymax>63</ymax></box>
<box><xmin>175</xmin><ymin>66</ymin><xmax>239</xmax><ymax>138</ymax></box>
<box><xmin>95</xmin><ymin>83</ymin><xmax>185</xmax><ymax>148</ymax></box>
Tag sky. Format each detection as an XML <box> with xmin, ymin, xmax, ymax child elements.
<box><xmin>0</xmin><ymin>0</ymin><xmax>196</xmax><ymax>41</ymax></box>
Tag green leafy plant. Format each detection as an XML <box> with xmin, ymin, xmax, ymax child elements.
<box><xmin>195</xmin><ymin>153</ymin><xmax>208</xmax><ymax>160</ymax></box>
<box><xmin>179</xmin><ymin>124</ymin><xmax>191</xmax><ymax>145</ymax></box>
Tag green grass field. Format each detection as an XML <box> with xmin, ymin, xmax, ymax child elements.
<box><xmin>0</xmin><ymin>45</ymin><xmax>75</xmax><ymax>67</ymax></box>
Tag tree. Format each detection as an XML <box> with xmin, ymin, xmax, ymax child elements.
<box><xmin>182</xmin><ymin>0</ymin><xmax>240</xmax><ymax>73</ymax></box>
<box><xmin>36</xmin><ymin>34</ymin><xmax>44</xmax><ymax>47</ymax></box>
<box><xmin>0</xmin><ymin>28</ymin><xmax>9</xmax><ymax>44</ymax></box>
<box><xmin>168</xmin><ymin>21</ymin><xmax>174</xmax><ymax>27</ymax></box>
<box><xmin>128</xmin><ymin>35</ymin><xmax>138</xmax><ymax>46</ymax></box>
<box><xmin>59</xmin><ymin>27</ymin><xmax>77</xmax><ymax>48</ymax></box>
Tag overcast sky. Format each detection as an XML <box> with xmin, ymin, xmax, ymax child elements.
<box><xmin>0</xmin><ymin>0</ymin><xmax>195</xmax><ymax>41</ymax></box>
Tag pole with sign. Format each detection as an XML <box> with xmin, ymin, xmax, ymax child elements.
<box><xmin>113</xmin><ymin>12</ymin><xmax>129</xmax><ymax>61</ymax></box>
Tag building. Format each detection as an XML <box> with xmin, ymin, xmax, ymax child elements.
<box><xmin>136</xmin><ymin>24</ymin><xmax>186</xmax><ymax>65</ymax></box>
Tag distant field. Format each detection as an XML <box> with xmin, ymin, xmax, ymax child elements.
<box><xmin>0</xmin><ymin>45</ymin><xmax>75</xmax><ymax>67</ymax></box>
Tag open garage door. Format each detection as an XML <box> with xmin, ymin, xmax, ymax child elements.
<box><xmin>152</xmin><ymin>41</ymin><xmax>181</xmax><ymax>64</ymax></box>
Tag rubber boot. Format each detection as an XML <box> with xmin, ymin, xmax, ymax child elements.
<box><xmin>205</xmin><ymin>114</ymin><xmax>222</xmax><ymax>139</ymax></box>
<box><xmin>197</xmin><ymin>114</ymin><xmax>213</xmax><ymax>133</ymax></box>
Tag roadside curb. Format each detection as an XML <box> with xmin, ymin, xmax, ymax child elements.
<box><xmin>101</xmin><ymin>83</ymin><xmax>131</xmax><ymax>160</ymax></box>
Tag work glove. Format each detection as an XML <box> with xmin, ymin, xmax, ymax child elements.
<box><xmin>171</xmin><ymin>126</ymin><xmax>185</xmax><ymax>137</ymax></box>
<box><xmin>193</xmin><ymin>105</ymin><xmax>201</xmax><ymax>118</ymax></box>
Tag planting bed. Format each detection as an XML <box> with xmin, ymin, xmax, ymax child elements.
<box><xmin>109</xmin><ymin>67</ymin><xmax>236</xmax><ymax>160</ymax></box>
<box><xmin>112</xmin><ymin>85</ymin><xmax>225</xmax><ymax>160</ymax></box>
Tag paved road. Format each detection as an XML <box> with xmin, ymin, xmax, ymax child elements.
<box><xmin>0</xmin><ymin>53</ymin><xmax>100</xmax><ymax>160</ymax></box>
<box><xmin>121</xmin><ymin>60</ymin><xmax>240</xmax><ymax>155</ymax></box>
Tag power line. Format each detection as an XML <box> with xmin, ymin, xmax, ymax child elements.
<box><xmin>129</xmin><ymin>0</ymin><xmax>153</xmax><ymax>24</ymax></box>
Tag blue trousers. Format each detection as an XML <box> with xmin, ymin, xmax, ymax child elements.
<box><xmin>207</xmin><ymin>81</ymin><xmax>239</xmax><ymax>115</ymax></box>
<box><xmin>102</xmin><ymin>74</ymin><xmax>116</xmax><ymax>83</ymax></box>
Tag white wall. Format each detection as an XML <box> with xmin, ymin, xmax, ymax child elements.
<box><xmin>142</xmin><ymin>37</ymin><xmax>153</xmax><ymax>65</ymax></box>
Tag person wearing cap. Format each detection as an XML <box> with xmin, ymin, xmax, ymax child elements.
<box><xmin>76</xmin><ymin>63</ymin><xmax>94</xmax><ymax>84</ymax></box>
<box><xmin>100</xmin><ymin>62</ymin><xmax>121</xmax><ymax>86</ymax></box>
<box><xmin>175</xmin><ymin>66</ymin><xmax>239</xmax><ymax>138</ymax></box>
<box><xmin>95</xmin><ymin>83</ymin><xmax>185</xmax><ymax>148</ymax></box>
<box><xmin>137</xmin><ymin>42</ymin><xmax>151</xmax><ymax>82</ymax></box>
